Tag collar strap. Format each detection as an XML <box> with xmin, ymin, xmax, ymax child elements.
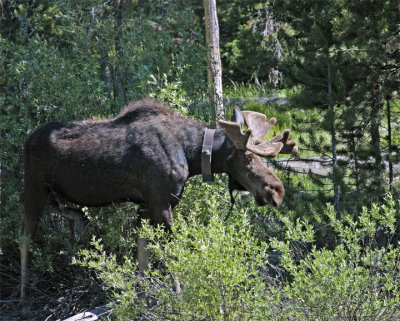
<box><xmin>201</xmin><ymin>128</ymin><xmax>216</xmax><ymax>182</ymax></box>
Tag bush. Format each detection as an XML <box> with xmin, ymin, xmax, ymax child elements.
<box><xmin>270</xmin><ymin>197</ymin><xmax>400</xmax><ymax>320</ymax></box>
<box><xmin>74</xmin><ymin>177</ymin><xmax>273</xmax><ymax>320</ymax></box>
<box><xmin>75</xmin><ymin>186</ymin><xmax>400</xmax><ymax>320</ymax></box>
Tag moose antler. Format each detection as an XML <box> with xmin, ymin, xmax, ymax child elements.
<box><xmin>219</xmin><ymin>109</ymin><xmax>298</xmax><ymax>157</ymax></box>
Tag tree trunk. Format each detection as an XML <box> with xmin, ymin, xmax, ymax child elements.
<box><xmin>203</xmin><ymin>0</ymin><xmax>224</xmax><ymax>123</ymax></box>
<box><xmin>104</xmin><ymin>62</ymin><xmax>111</xmax><ymax>100</ymax></box>
<box><xmin>0</xmin><ymin>163</ymin><xmax>3</xmax><ymax>206</ymax></box>
<box><xmin>113</xmin><ymin>0</ymin><xmax>124</xmax><ymax>104</ymax></box>
<box><xmin>327</xmin><ymin>57</ymin><xmax>340</xmax><ymax>219</ymax></box>
<box><xmin>370</xmin><ymin>96</ymin><xmax>385</xmax><ymax>200</ymax></box>
<box><xmin>386</xmin><ymin>98</ymin><xmax>393</xmax><ymax>194</ymax></box>
<box><xmin>350</xmin><ymin>133</ymin><xmax>361</xmax><ymax>214</ymax></box>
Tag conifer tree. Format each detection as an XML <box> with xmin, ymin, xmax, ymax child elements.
<box><xmin>271</xmin><ymin>0</ymin><xmax>399</xmax><ymax>213</ymax></box>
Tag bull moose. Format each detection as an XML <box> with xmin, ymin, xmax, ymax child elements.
<box><xmin>20</xmin><ymin>99</ymin><xmax>297</xmax><ymax>306</ymax></box>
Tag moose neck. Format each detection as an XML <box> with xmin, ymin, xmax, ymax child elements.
<box><xmin>186</xmin><ymin>128</ymin><xmax>230</xmax><ymax>177</ymax></box>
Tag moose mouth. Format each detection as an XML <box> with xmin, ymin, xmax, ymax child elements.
<box><xmin>254</xmin><ymin>189</ymin><xmax>281</xmax><ymax>207</ymax></box>
<box><xmin>255</xmin><ymin>194</ymin><xmax>277</xmax><ymax>207</ymax></box>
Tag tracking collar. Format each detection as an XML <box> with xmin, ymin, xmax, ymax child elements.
<box><xmin>201</xmin><ymin>128</ymin><xmax>216</xmax><ymax>182</ymax></box>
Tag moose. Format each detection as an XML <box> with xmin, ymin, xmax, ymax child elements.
<box><xmin>20</xmin><ymin>99</ymin><xmax>297</xmax><ymax>306</ymax></box>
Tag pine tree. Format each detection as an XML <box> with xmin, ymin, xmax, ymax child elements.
<box><xmin>271</xmin><ymin>0</ymin><xmax>399</xmax><ymax>214</ymax></box>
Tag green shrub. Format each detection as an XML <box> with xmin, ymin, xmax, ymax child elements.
<box><xmin>74</xmin><ymin>178</ymin><xmax>273</xmax><ymax>320</ymax></box>
<box><xmin>270</xmin><ymin>197</ymin><xmax>400</xmax><ymax>320</ymax></box>
<box><xmin>75</xmin><ymin>188</ymin><xmax>400</xmax><ymax>320</ymax></box>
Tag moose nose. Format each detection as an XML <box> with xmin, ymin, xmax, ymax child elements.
<box><xmin>271</xmin><ymin>194</ymin><xmax>283</xmax><ymax>207</ymax></box>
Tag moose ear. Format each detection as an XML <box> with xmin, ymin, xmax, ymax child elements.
<box><xmin>231</xmin><ymin>106</ymin><xmax>244</xmax><ymax>126</ymax></box>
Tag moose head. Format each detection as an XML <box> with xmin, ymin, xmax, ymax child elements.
<box><xmin>218</xmin><ymin>107</ymin><xmax>298</xmax><ymax>207</ymax></box>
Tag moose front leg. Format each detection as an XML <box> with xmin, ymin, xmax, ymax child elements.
<box><xmin>137</xmin><ymin>204</ymin><xmax>172</xmax><ymax>271</ymax></box>
<box><xmin>137</xmin><ymin>237</ymin><xmax>149</xmax><ymax>271</ymax></box>
<box><xmin>137</xmin><ymin>204</ymin><xmax>182</xmax><ymax>293</ymax></box>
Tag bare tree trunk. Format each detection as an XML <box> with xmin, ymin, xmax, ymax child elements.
<box><xmin>350</xmin><ymin>133</ymin><xmax>361</xmax><ymax>214</ymax></box>
<box><xmin>203</xmin><ymin>0</ymin><xmax>224</xmax><ymax>123</ymax></box>
<box><xmin>0</xmin><ymin>163</ymin><xmax>3</xmax><ymax>206</ymax></box>
<box><xmin>386</xmin><ymin>98</ymin><xmax>393</xmax><ymax>194</ymax></box>
<box><xmin>104</xmin><ymin>63</ymin><xmax>111</xmax><ymax>100</ymax></box>
<box><xmin>86</xmin><ymin>7</ymin><xmax>95</xmax><ymax>40</ymax></box>
<box><xmin>327</xmin><ymin>57</ymin><xmax>340</xmax><ymax>219</ymax></box>
<box><xmin>370</xmin><ymin>97</ymin><xmax>385</xmax><ymax>200</ymax></box>
<box><xmin>113</xmin><ymin>0</ymin><xmax>124</xmax><ymax>104</ymax></box>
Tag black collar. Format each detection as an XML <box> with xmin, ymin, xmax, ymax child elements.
<box><xmin>201</xmin><ymin>128</ymin><xmax>216</xmax><ymax>182</ymax></box>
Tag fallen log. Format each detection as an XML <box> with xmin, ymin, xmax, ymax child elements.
<box><xmin>270</xmin><ymin>156</ymin><xmax>400</xmax><ymax>178</ymax></box>
<box><xmin>192</xmin><ymin>96</ymin><xmax>289</xmax><ymax>107</ymax></box>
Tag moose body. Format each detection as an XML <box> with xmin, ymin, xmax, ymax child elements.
<box><xmin>21</xmin><ymin>99</ymin><xmax>297</xmax><ymax>306</ymax></box>
<box><xmin>24</xmin><ymin>101</ymin><xmax>200</xmax><ymax>216</ymax></box>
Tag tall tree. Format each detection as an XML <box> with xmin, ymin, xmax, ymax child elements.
<box><xmin>113</xmin><ymin>0</ymin><xmax>124</xmax><ymax>105</ymax></box>
<box><xmin>203</xmin><ymin>0</ymin><xmax>224</xmax><ymax>122</ymax></box>
<box><xmin>271</xmin><ymin>0</ymin><xmax>399</xmax><ymax>214</ymax></box>
<box><xmin>270</xmin><ymin>0</ymin><xmax>346</xmax><ymax>214</ymax></box>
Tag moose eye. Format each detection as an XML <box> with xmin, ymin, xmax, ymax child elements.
<box><xmin>269</xmin><ymin>184</ymin><xmax>279</xmax><ymax>191</ymax></box>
